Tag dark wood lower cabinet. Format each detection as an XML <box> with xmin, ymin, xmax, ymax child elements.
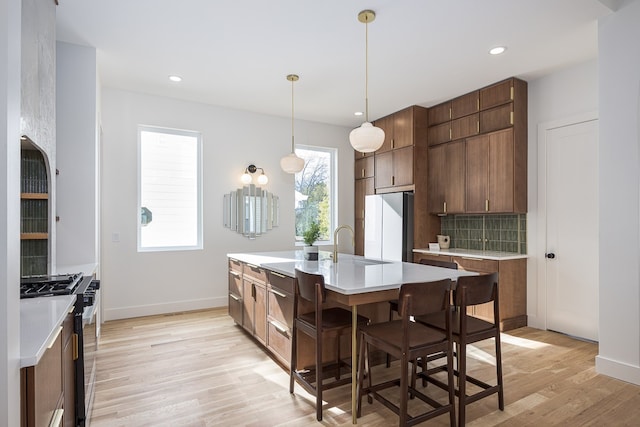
<box><xmin>21</xmin><ymin>330</ymin><xmax>64</xmax><ymax>427</ymax></box>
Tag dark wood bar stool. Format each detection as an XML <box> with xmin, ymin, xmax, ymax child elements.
<box><xmin>386</xmin><ymin>258</ymin><xmax>458</xmax><ymax>367</ymax></box>
<box><xmin>416</xmin><ymin>272</ymin><xmax>504</xmax><ymax>426</ymax></box>
<box><xmin>289</xmin><ymin>269</ymin><xmax>369</xmax><ymax>421</ymax></box>
<box><xmin>357</xmin><ymin>279</ymin><xmax>456</xmax><ymax>426</ymax></box>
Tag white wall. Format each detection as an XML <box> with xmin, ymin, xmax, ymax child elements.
<box><xmin>100</xmin><ymin>88</ymin><xmax>353</xmax><ymax>320</ymax></box>
<box><xmin>526</xmin><ymin>59</ymin><xmax>599</xmax><ymax>328</ymax></box>
<box><xmin>56</xmin><ymin>42</ymin><xmax>100</xmax><ymax>269</ymax></box>
<box><xmin>1</xmin><ymin>0</ymin><xmax>22</xmax><ymax>424</ymax></box>
<box><xmin>596</xmin><ymin>0</ymin><xmax>640</xmax><ymax>384</ymax></box>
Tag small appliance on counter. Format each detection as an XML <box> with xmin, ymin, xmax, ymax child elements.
<box><xmin>437</xmin><ymin>234</ymin><xmax>451</xmax><ymax>249</ymax></box>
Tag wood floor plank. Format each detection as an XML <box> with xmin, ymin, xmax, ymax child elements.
<box><xmin>90</xmin><ymin>308</ymin><xmax>640</xmax><ymax>426</ymax></box>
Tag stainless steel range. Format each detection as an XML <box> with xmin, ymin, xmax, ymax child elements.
<box><xmin>20</xmin><ymin>273</ymin><xmax>100</xmax><ymax>427</ymax></box>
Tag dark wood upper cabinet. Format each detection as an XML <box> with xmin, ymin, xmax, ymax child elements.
<box><xmin>480</xmin><ymin>79</ymin><xmax>514</xmax><ymax>110</ymax></box>
<box><xmin>451</xmin><ymin>91</ymin><xmax>479</xmax><ymax>119</ymax></box>
<box><xmin>428</xmin><ymin>121</ymin><xmax>451</xmax><ymax>146</ymax></box>
<box><xmin>426</xmin><ymin>77</ymin><xmax>527</xmax><ymax>215</ymax></box>
<box><xmin>480</xmin><ymin>103</ymin><xmax>513</xmax><ymax>134</ymax></box>
<box><xmin>451</xmin><ymin>113</ymin><xmax>479</xmax><ymax>141</ymax></box>
<box><xmin>428</xmin><ymin>101</ymin><xmax>451</xmax><ymax>126</ymax></box>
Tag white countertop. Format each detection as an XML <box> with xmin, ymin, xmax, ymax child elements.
<box><xmin>228</xmin><ymin>251</ymin><xmax>476</xmax><ymax>295</ymax></box>
<box><xmin>20</xmin><ymin>295</ymin><xmax>76</xmax><ymax>368</ymax></box>
<box><xmin>413</xmin><ymin>247</ymin><xmax>528</xmax><ymax>261</ymax></box>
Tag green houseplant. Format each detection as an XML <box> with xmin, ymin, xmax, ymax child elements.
<box><xmin>302</xmin><ymin>221</ymin><xmax>322</xmax><ymax>260</ymax></box>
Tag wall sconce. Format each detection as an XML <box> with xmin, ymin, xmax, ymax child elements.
<box><xmin>240</xmin><ymin>164</ymin><xmax>268</xmax><ymax>185</ymax></box>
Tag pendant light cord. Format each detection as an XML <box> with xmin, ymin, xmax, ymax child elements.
<box><xmin>365</xmin><ymin>17</ymin><xmax>370</xmax><ymax>123</ymax></box>
<box><xmin>291</xmin><ymin>77</ymin><xmax>295</xmax><ymax>153</ymax></box>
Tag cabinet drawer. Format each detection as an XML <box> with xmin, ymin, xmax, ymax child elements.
<box><xmin>414</xmin><ymin>253</ymin><xmax>453</xmax><ymax>264</ymax></box>
<box><xmin>267</xmin><ymin>270</ymin><xmax>295</xmax><ymax>294</ymax></box>
<box><xmin>228</xmin><ymin>257</ymin><xmax>242</xmax><ymax>271</ymax></box>
<box><xmin>243</xmin><ymin>263</ymin><xmax>266</xmax><ymax>283</ymax></box>
<box><xmin>268</xmin><ymin>286</ymin><xmax>294</xmax><ymax>329</ymax></box>
<box><xmin>228</xmin><ymin>294</ymin><xmax>243</xmax><ymax>325</ymax></box>
<box><xmin>228</xmin><ymin>269</ymin><xmax>242</xmax><ymax>296</ymax></box>
<box><xmin>452</xmin><ymin>256</ymin><xmax>498</xmax><ymax>273</ymax></box>
<box><xmin>267</xmin><ymin>320</ymin><xmax>292</xmax><ymax>366</ymax></box>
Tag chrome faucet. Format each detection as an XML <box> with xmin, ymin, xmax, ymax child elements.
<box><xmin>333</xmin><ymin>225</ymin><xmax>354</xmax><ymax>263</ymax></box>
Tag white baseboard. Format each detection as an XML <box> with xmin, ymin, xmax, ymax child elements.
<box><xmin>104</xmin><ymin>296</ymin><xmax>227</xmax><ymax>321</ymax></box>
<box><xmin>596</xmin><ymin>355</ymin><xmax>640</xmax><ymax>386</ymax></box>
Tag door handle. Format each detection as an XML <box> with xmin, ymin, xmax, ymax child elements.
<box><xmin>545</xmin><ymin>253</ymin><xmax>556</xmax><ymax>259</ymax></box>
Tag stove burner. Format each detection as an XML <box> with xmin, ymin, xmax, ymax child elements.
<box><xmin>20</xmin><ymin>272</ymin><xmax>83</xmax><ymax>298</ymax></box>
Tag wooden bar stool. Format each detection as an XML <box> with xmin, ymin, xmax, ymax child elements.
<box><xmin>357</xmin><ymin>279</ymin><xmax>456</xmax><ymax>426</ymax></box>
<box><xmin>416</xmin><ymin>272</ymin><xmax>504</xmax><ymax>426</ymax></box>
<box><xmin>386</xmin><ymin>258</ymin><xmax>458</xmax><ymax>367</ymax></box>
<box><xmin>289</xmin><ymin>269</ymin><xmax>369</xmax><ymax>421</ymax></box>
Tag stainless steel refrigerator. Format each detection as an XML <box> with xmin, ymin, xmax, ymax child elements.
<box><xmin>364</xmin><ymin>192</ymin><xmax>414</xmax><ymax>262</ymax></box>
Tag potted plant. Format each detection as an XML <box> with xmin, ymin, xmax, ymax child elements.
<box><xmin>302</xmin><ymin>221</ymin><xmax>322</xmax><ymax>260</ymax></box>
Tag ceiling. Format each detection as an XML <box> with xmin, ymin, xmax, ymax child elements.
<box><xmin>55</xmin><ymin>0</ymin><xmax>613</xmax><ymax>128</ymax></box>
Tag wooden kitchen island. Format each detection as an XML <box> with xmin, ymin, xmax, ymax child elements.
<box><xmin>227</xmin><ymin>250</ymin><xmax>476</xmax><ymax>423</ymax></box>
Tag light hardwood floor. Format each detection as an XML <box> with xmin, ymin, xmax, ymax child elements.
<box><xmin>90</xmin><ymin>308</ymin><xmax>640</xmax><ymax>426</ymax></box>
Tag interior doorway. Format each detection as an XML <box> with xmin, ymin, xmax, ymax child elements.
<box><xmin>538</xmin><ymin>114</ymin><xmax>599</xmax><ymax>342</ymax></box>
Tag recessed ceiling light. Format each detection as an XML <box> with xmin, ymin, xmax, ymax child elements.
<box><xmin>168</xmin><ymin>75</ymin><xmax>182</xmax><ymax>82</ymax></box>
<box><xmin>489</xmin><ymin>46</ymin><xmax>506</xmax><ymax>55</ymax></box>
<box><xmin>354</xmin><ymin>111</ymin><xmax>364</xmax><ymax>117</ymax></box>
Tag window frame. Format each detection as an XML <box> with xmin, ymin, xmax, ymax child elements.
<box><xmin>137</xmin><ymin>125</ymin><xmax>203</xmax><ymax>252</ymax></box>
<box><xmin>294</xmin><ymin>144</ymin><xmax>338</xmax><ymax>246</ymax></box>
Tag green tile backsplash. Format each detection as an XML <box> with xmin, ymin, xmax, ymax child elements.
<box><xmin>441</xmin><ymin>214</ymin><xmax>526</xmax><ymax>254</ymax></box>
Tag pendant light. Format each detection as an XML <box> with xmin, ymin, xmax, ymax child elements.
<box><xmin>349</xmin><ymin>9</ymin><xmax>385</xmax><ymax>153</ymax></box>
<box><xmin>280</xmin><ymin>74</ymin><xmax>305</xmax><ymax>174</ymax></box>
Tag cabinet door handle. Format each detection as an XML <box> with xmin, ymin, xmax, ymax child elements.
<box><xmin>361</xmin><ymin>169</ymin><xmax>365</xmax><ymax>178</ymax></box>
<box><xmin>270</xmin><ymin>271</ymin><xmax>285</xmax><ymax>279</ymax></box>
<box><xmin>270</xmin><ymin>288</ymin><xmax>286</xmax><ymax>298</ymax></box>
<box><xmin>392</xmin><ymin>176</ymin><xmax>395</xmax><ymax>186</ymax></box>
<box><xmin>485</xmin><ymin>199</ymin><xmax>489</xmax><ymax>212</ymax></box>
<box><xmin>443</xmin><ymin>201</ymin><xmax>447</xmax><ymax>213</ymax></box>
<box><xmin>46</xmin><ymin>326</ymin><xmax>62</xmax><ymax>349</ymax></box>
<box><xmin>246</xmin><ymin>263</ymin><xmax>259</xmax><ymax>269</ymax></box>
<box><xmin>72</xmin><ymin>333</ymin><xmax>79</xmax><ymax>361</ymax></box>
<box><xmin>229</xmin><ymin>293</ymin><xmax>241</xmax><ymax>301</ymax></box>
<box><xmin>510</xmin><ymin>111</ymin><xmax>514</xmax><ymax>125</ymax></box>
<box><xmin>230</xmin><ymin>270</ymin><xmax>240</xmax><ymax>277</ymax></box>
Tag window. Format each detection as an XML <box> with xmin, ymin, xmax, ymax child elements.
<box><xmin>138</xmin><ymin>126</ymin><xmax>202</xmax><ymax>251</ymax></box>
<box><xmin>295</xmin><ymin>145</ymin><xmax>337</xmax><ymax>244</ymax></box>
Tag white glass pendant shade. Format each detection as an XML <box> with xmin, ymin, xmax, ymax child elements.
<box><xmin>349</xmin><ymin>122</ymin><xmax>385</xmax><ymax>153</ymax></box>
<box><xmin>257</xmin><ymin>173</ymin><xmax>269</xmax><ymax>185</ymax></box>
<box><xmin>280</xmin><ymin>152</ymin><xmax>305</xmax><ymax>174</ymax></box>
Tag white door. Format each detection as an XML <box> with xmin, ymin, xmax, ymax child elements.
<box><xmin>545</xmin><ymin>119</ymin><xmax>599</xmax><ymax>341</ymax></box>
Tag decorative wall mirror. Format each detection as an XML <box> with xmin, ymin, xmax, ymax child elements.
<box><xmin>223</xmin><ymin>184</ymin><xmax>279</xmax><ymax>239</ymax></box>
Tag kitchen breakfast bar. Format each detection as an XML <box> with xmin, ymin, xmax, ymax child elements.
<box><xmin>227</xmin><ymin>250</ymin><xmax>476</xmax><ymax>423</ymax></box>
